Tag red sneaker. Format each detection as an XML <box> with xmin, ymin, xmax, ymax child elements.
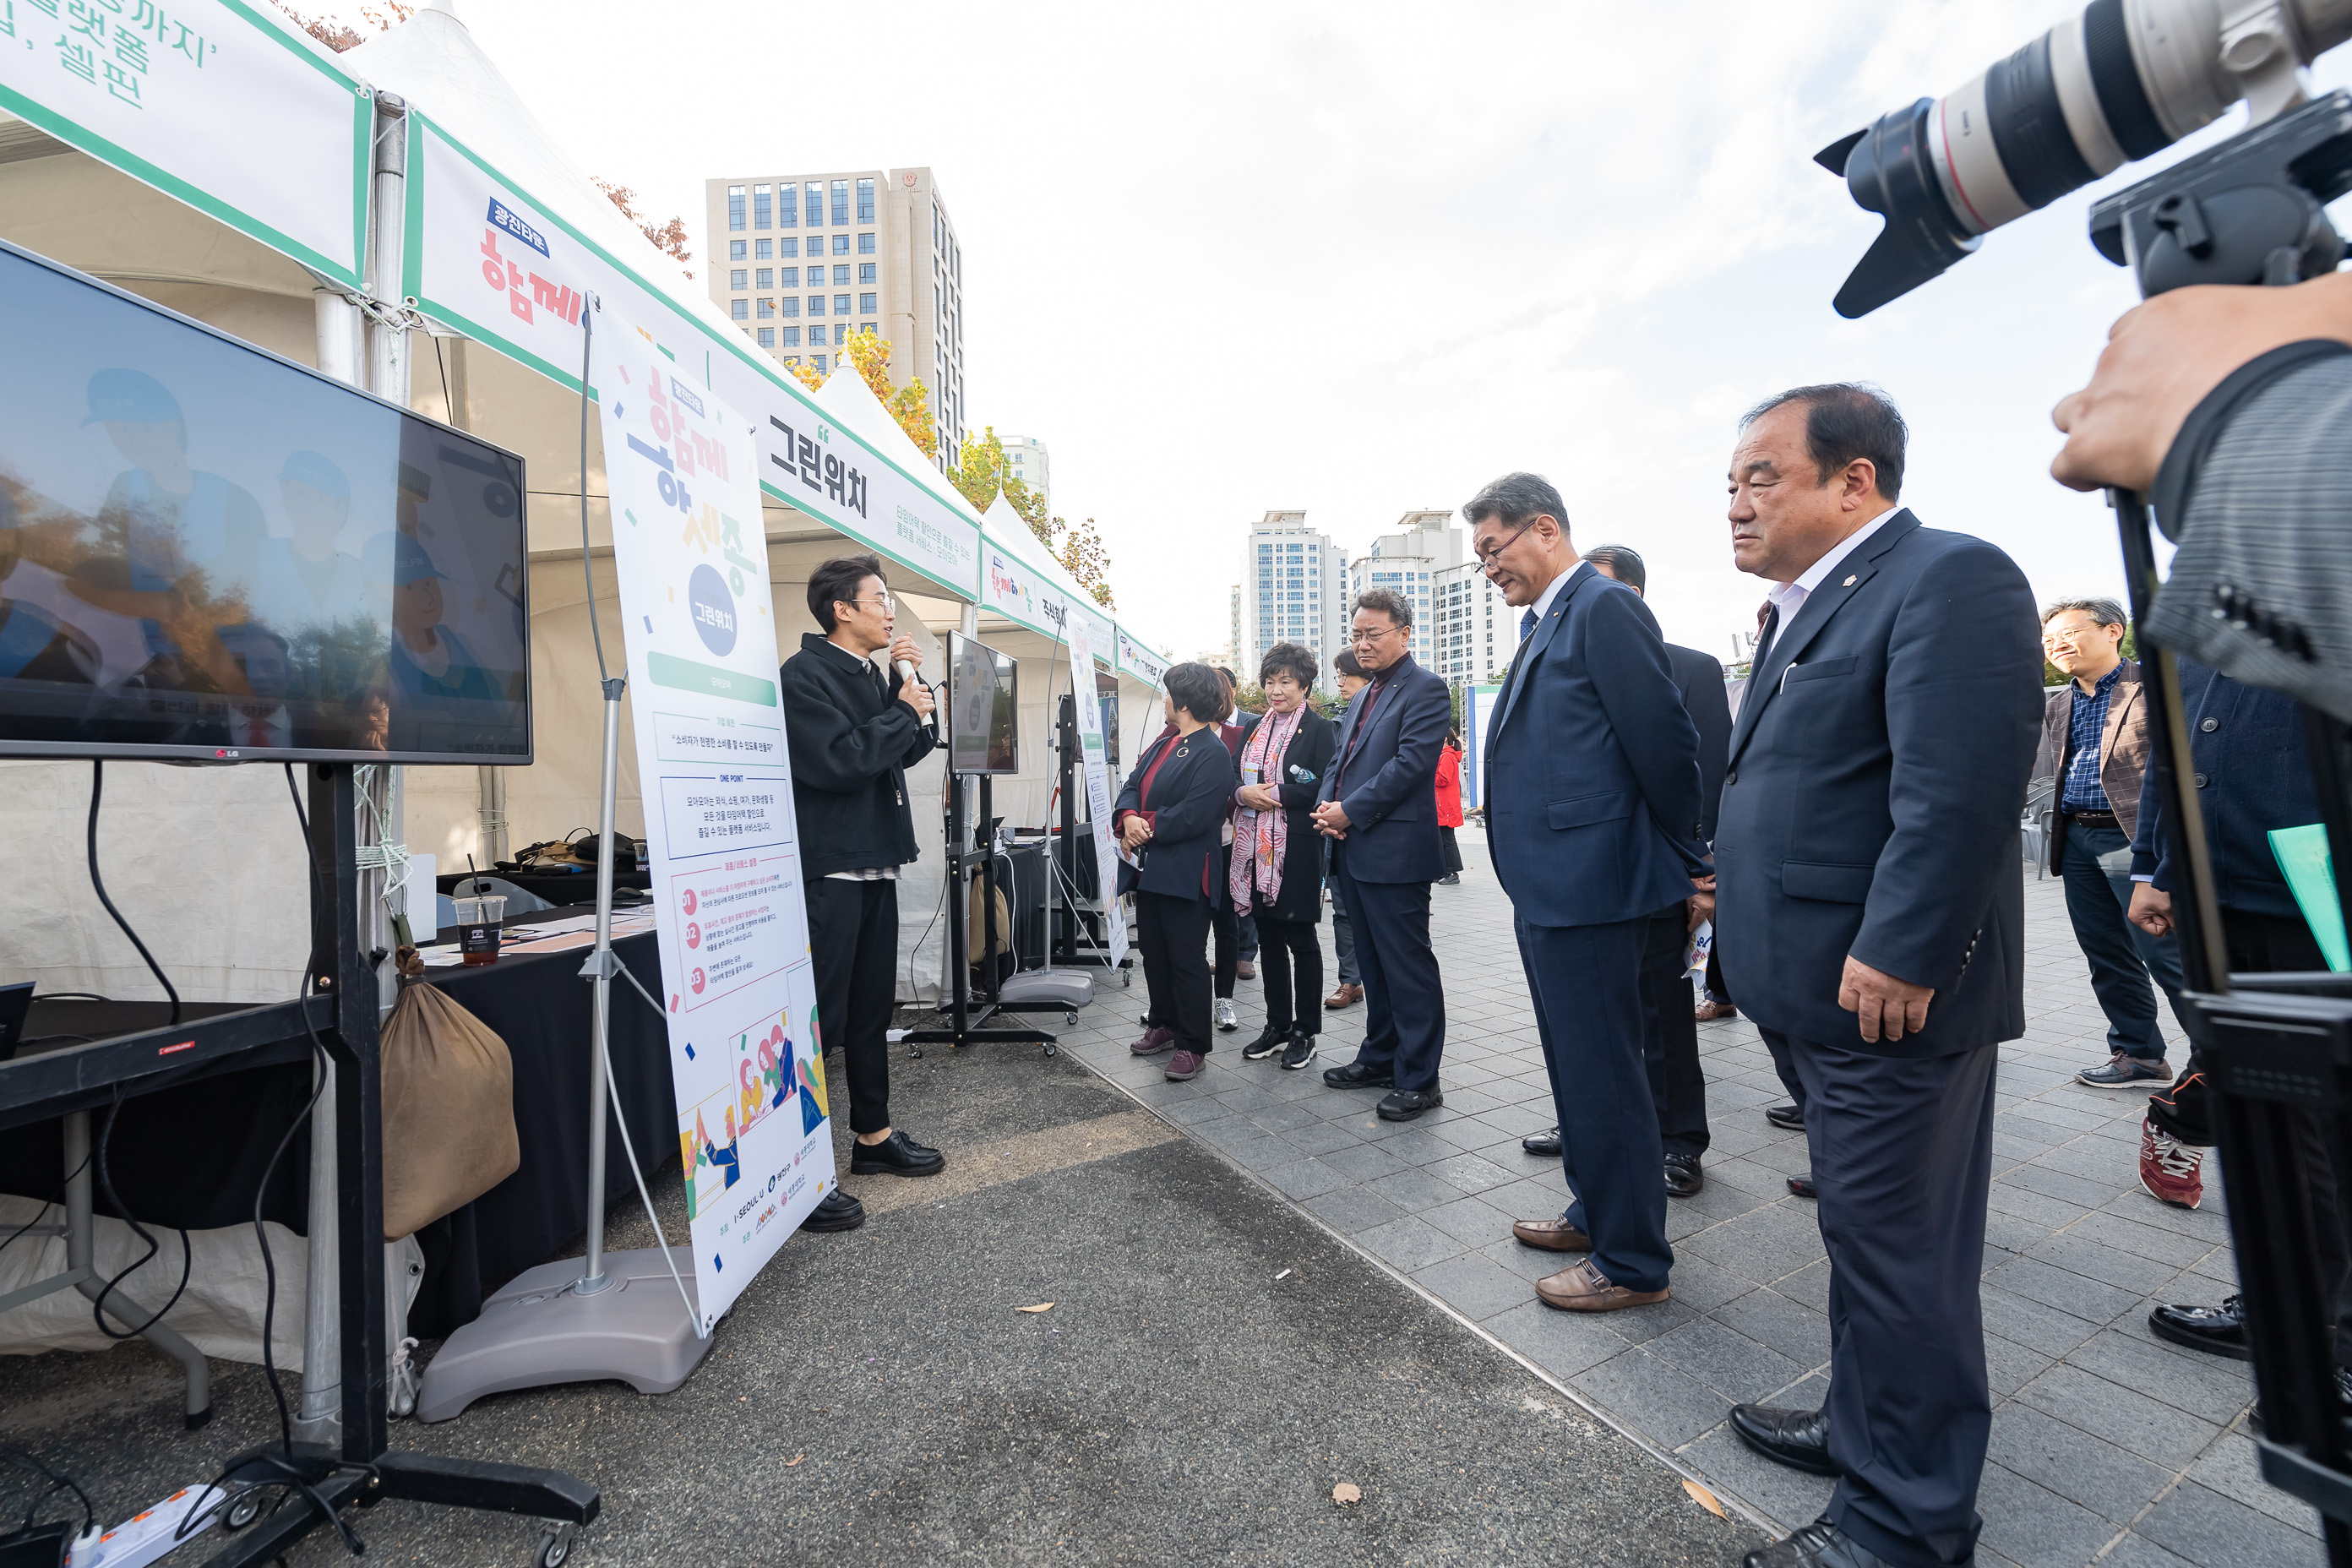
<box><xmin>1130</xmin><ymin>1025</ymin><xmax>1176</xmax><ymax>1057</ymax></box>
<box><xmin>1166</xmin><ymin>1049</ymin><xmax>1208</xmax><ymax>1081</ymax></box>
<box><xmin>2140</xmin><ymin>1116</ymin><xmax>2204</xmax><ymax>1209</ymax></box>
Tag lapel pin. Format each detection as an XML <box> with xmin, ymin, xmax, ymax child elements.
<box><xmin>1842</xmin><ymin>574</ymin><xmax>1857</xmax><ymax>586</ymax></box>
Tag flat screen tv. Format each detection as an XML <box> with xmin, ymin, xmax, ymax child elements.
<box><xmin>0</xmin><ymin>237</ymin><xmax>531</xmax><ymax>764</ymax></box>
<box><xmin>944</xmin><ymin>631</ymin><xmax>1018</xmax><ymax>776</ymax></box>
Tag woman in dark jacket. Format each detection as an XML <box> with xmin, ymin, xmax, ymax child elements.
<box><xmin>1228</xmin><ymin>643</ymin><xmax>1338</xmax><ymax>1070</ymax></box>
<box><xmin>1115</xmin><ymin>662</ymin><xmax>1242</xmax><ymax>1082</ymax></box>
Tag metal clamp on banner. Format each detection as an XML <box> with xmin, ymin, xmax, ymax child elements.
<box><xmin>577</xmin><ymin>948</ymin><xmax>621</xmax><ymax>982</ymax></box>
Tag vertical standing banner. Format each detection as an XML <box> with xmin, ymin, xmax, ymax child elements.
<box><xmin>1062</xmin><ymin>620</ymin><xmax>1128</xmax><ymax>969</ymax></box>
<box><xmin>1463</xmin><ymin>683</ymin><xmax>1502</xmax><ymax>812</ymax></box>
<box><xmin>596</xmin><ymin>308</ymin><xmax>832</xmax><ymax>1331</ymax></box>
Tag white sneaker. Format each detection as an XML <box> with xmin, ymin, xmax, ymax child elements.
<box><xmin>1215</xmin><ymin>998</ymin><xmax>1239</xmax><ymax>1032</ymax></box>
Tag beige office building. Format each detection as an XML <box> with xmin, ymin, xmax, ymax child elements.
<box><xmin>704</xmin><ymin>168</ymin><xmax>968</xmax><ymax>467</ymax></box>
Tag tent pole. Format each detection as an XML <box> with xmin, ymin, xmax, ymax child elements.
<box><xmin>576</xmin><ymin>677</ymin><xmax>623</xmax><ymax>1297</ymax></box>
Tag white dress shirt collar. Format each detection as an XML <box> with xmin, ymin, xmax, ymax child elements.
<box><xmin>1766</xmin><ymin>506</ymin><xmax>1899</xmax><ymax>618</ymax></box>
<box><xmin>1525</xmin><ymin>558</ymin><xmax>1582</xmax><ymax>627</ymax></box>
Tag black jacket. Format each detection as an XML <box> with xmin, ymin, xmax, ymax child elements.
<box><xmin>1665</xmin><ymin>643</ymin><xmax>1733</xmax><ymax>844</ymax></box>
<box><xmin>2130</xmin><ymin>660</ymin><xmax>2320</xmax><ymax>922</ymax></box>
<box><xmin>778</xmin><ymin>633</ymin><xmax>936</xmax><ymax>877</ymax></box>
<box><xmin>1113</xmin><ymin>726</ymin><xmax>1240</xmax><ymax>903</ymax></box>
<box><xmin>1231</xmin><ymin>709</ymin><xmax>1337</xmax><ymax>923</ymax></box>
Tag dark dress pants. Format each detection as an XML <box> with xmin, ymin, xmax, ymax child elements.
<box><xmin>1137</xmin><ymin>891</ymin><xmax>1214</xmax><ymax>1054</ymax></box>
<box><xmin>2061</xmin><ymin>821</ymin><xmax>2189</xmax><ymax>1059</ymax></box>
<box><xmin>1788</xmin><ymin>1032</ymin><xmax>1999</xmax><ymax>1568</ymax></box>
<box><xmin>804</xmin><ymin>875</ymin><xmax>898</xmax><ymax>1136</ymax></box>
<box><xmin>1212</xmin><ymin>899</ymin><xmax>1239</xmax><ymax>999</ymax></box>
<box><xmin>1640</xmin><ymin>906</ymin><xmax>1708</xmax><ymax>1158</ymax></box>
<box><xmin>1255</xmin><ymin>913</ymin><xmax>1322</xmax><ymax>1037</ymax></box>
<box><xmin>1332</xmin><ymin>848</ymin><xmax>1443</xmax><ymax>1091</ymax></box>
<box><xmin>1516</xmin><ymin>912</ymin><xmax>1672</xmax><ymax>1294</ymax></box>
<box><xmin>1330</xmin><ymin>883</ymin><xmax>1360</xmax><ymax>986</ymax></box>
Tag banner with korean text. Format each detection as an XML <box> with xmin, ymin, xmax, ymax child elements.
<box><xmin>596</xmin><ymin>305</ymin><xmax>831</xmax><ymax>1330</ymax></box>
<box><xmin>0</xmin><ymin>0</ymin><xmax>370</xmax><ymax>286</ymax></box>
<box><xmin>1115</xmin><ymin>624</ymin><xmax>1168</xmax><ymax>689</ymax></box>
<box><xmin>402</xmin><ymin>112</ymin><xmax>979</xmax><ymax>599</ymax></box>
<box><xmin>1063</xmin><ymin>618</ymin><xmax>1127</xmax><ymax>968</ymax></box>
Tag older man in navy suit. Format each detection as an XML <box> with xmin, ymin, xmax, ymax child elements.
<box><xmin>1712</xmin><ymin>386</ymin><xmax>2042</xmax><ymax>1568</ymax></box>
<box><xmin>1315</xmin><ymin>587</ymin><xmax>1453</xmax><ymax>1121</ymax></box>
<box><xmin>1469</xmin><ymin>475</ymin><xmax>1712</xmax><ymax>1314</ymax></box>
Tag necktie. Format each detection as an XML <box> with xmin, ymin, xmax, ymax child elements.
<box><xmin>1520</xmin><ymin>607</ymin><xmax>1538</xmax><ymax>641</ymax></box>
<box><xmin>1752</xmin><ymin>604</ymin><xmax>1783</xmax><ymax>673</ymax></box>
<box><xmin>1497</xmin><ymin>607</ymin><xmax>1540</xmax><ymax>713</ymax></box>
<box><xmin>248</xmin><ymin>713</ymin><xmax>270</xmax><ymax>748</ymax></box>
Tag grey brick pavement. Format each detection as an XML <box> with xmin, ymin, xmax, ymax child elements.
<box><xmin>1045</xmin><ymin>828</ymin><xmax>2324</xmax><ymax>1568</ymax></box>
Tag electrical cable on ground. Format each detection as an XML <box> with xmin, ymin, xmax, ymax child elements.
<box><xmin>0</xmin><ymin>1442</ymin><xmax>94</xmax><ymax>1541</ymax></box>
<box><xmin>88</xmin><ymin>1085</ymin><xmax>193</xmax><ymax>1342</ymax></box>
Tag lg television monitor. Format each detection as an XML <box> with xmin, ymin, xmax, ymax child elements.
<box><xmin>0</xmin><ymin>237</ymin><xmax>532</xmax><ymax>765</ymax></box>
<box><xmin>945</xmin><ymin>631</ymin><xmax>1018</xmax><ymax>775</ymax></box>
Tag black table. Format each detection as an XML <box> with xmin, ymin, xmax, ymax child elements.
<box><xmin>437</xmin><ymin>868</ymin><xmax>651</xmax><ymax>907</ymax></box>
<box><xmin>0</xmin><ymin>912</ymin><xmax>678</xmax><ymax>1340</ymax></box>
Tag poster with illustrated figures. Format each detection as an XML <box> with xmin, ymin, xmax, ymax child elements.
<box><xmin>594</xmin><ymin>304</ymin><xmax>833</xmax><ymax>1331</ymax></box>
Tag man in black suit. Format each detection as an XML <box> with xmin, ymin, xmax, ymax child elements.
<box><xmin>1315</xmin><ymin>588</ymin><xmax>1453</xmax><ymax>1121</ymax></box>
<box><xmin>1712</xmin><ymin>386</ymin><xmax>2042</xmax><ymax>1568</ymax></box>
<box><xmin>1521</xmin><ymin>543</ymin><xmax>1731</xmax><ymax>1199</ymax></box>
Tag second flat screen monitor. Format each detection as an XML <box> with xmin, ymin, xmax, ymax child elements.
<box><xmin>945</xmin><ymin>631</ymin><xmax>1016</xmax><ymax>775</ymax></box>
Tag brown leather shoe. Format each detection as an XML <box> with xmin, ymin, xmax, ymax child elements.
<box><xmin>1325</xmin><ymin>983</ymin><xmax>1362</xmax><ymax>1009</ymax></box>
<box><xmin>1536</xmin><ymin>1258</ymin><xmax>1670</xmax><ymax>1312</ymax></box>
<box><xmin>1511</xmin><ymin>1217</ymin><xmax>1593</xmax><ymax>1252</ymax></box>
<box><xmin>1696</xmin><ymin>999</ymin><xmax>1737</xmax><ymax>1021</ymax></box>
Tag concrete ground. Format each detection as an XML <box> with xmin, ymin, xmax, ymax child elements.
<box><xmin>1054</xmin><ymin>826</ymin><xmax>2321</xmax><ymax>1568</ymax></box>
<box><xmin>0</xmin><ymin>995</ymin><xmax>1756</xmax><ymax>1565</ymax></box>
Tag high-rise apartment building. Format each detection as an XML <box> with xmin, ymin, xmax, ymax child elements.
<box><xmin>705</xmin><ymin>168</ymin><xmax>968</xmax><ymax>467</ymax></box>
<box><xmin>1346</xmin><ymin>510</ymin><xmax>1458</xmax><ymax>650</ymax></box>
<box><xmin>1432</xmin><ymin>561</ymin><xmax>1516</xmax><ymax>685</ymax></box>
<box><xmin>1239</xmin><ymin>512</ymin><xmax>1348</xmax><ymax>694</ymax></box>
<box><xmin>1001</xmin><ymin>434</ymin><xmax>1049</xmax><ymax>514</ymax></box>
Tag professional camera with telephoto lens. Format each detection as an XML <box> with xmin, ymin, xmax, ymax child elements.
<box><xmin>1821</xmin><ymin>0</ymin><xmax>2352</xmax><ymax>316</ymax></box>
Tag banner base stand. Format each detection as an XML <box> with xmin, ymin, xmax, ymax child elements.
<box><xmin>413</xmin><ymin>1248</ymin><xmax>710</xmax><ymax>1424</ymax></box>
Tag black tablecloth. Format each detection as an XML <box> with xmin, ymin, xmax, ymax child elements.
<box><xmin>436</xmin><ymin>868</ymin><xmax>651</xmax><ymax>907</ymax></box>
<box><xmin>0</xmin><ymin>922</ymin><xmax>678</xmax><ymax>1340</ymax></box>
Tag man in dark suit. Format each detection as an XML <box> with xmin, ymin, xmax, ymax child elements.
<box><xmin>1520</xmin><ymin>542</ymin><xmax>1732</xmax><ymax>1200</ymax></box>
<box><xmin>1314</xmin><ymin>588</ymin><xmax>1452</xmax><ymax>1121</ymax></box>
<box><xmin>1712</xmin><ymin>386</ymin><xmax>2042</xmax><ymax>1568</ymax></box>
<box><xmin>1469</xmin><ymin>478</ymin><xmax>1712</xmax><ymax>1312</ymax></box>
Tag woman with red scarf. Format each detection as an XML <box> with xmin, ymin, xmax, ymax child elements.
<box><xmin>1229</xmin><ymin>644</ymin><xmax>1339</xmax><ymax>1070</ymax></box>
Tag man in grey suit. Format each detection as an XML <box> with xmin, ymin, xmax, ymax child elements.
<box><xmin>1713</xmin><ymin>386</ymin><xmax>2043</xmax><ymax>1568</ymax></box>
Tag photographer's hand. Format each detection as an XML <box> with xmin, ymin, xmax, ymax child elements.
<box><xmin>2052</xmin><ymin>273</ymin><xmax>2352</xmax><ymax>493</ymax></box>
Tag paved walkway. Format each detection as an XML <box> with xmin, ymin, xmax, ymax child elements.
<box><xmin>1055</xmin><ymin>826</ymin><xmax>2324</xmax><ymax>1568</ymax></box>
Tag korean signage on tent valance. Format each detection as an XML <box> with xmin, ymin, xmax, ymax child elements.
<box><xmin>0</xmin><ymin>0</ymin><xmax>370</xmax><ymax>288</ymax></box>
<box><xmin>400</xmin><ymin>113</ymin><xmax>980</xmax><ymax>600</ymax></box>
<box><xmin>1115</xmin><ymin>626</ymin><xmax>1168</xmax><ymax>689</ymax></box>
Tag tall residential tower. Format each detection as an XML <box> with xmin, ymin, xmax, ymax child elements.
<box><xmin>1239</xmin><ymin>512</ymin><xmax>1348</xmax><ymax>694</ymax></box>
<box><xmin>705</xmin><ymin>168</ymin><xmax>968</xmax><ymax>467</ymax></box>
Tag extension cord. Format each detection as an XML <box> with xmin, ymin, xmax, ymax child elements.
<box><xmin>65</xmin><ymin>1484</ymin><xmax>220</xmax><ymax>1566</ymax></box>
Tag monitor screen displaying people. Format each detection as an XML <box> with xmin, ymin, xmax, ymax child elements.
<box><xmin>0</xmin><ymin>241</ymin><xmax>531</xmax><ymax>763</ymax></box>
<box><xmin>945</xmin><ymin>632</ymin><xmax>1017</xmax><ymax>775</ymax></box>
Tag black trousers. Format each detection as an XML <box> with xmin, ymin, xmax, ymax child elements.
<box><xmin>1640</xmin><ymin>906</ymin><xmax>1708</xmax><ymax>1157</ymax></box>
<box><xmin>1138</xmin><ymin>891</ymin><xmax>1215</xmax><ymax>1054</ymax></box>
<box><xmin>804</xmin><ymin>875</ymin><xmax>897</xmax><ymax>1136</ymax></box>
<box><xmin>1332</xmin><ymin>851</ymin><xmax>1444</xmax><ymax>1092</ymax></box>
<box><xmin>1439</xmin><ymin>825</ymin><xmax>1462</xmax><ymax>874</ymax></box>
<box><xmin>1255</xmin><ymin>913</ymin><xmax>1323</xmax><ymax>1037</ymax></box>
<box><xmin>1211</xmin><ymin>899</ymin><xmax>1239</xmax><ymax>999</ymax></box>
<box><xmin>1786</xmin><ymin>1031</ymin><xmax>2000</xmax><ymax>1568</ymax></box>
<box><xmin>2060</xmin><ymin>821</ymin><xmax>2188</xmax><ymax>1060</ymax></box>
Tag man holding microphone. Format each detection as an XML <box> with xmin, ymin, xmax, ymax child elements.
<box><xmin>778</xmin><ymin>554</ymin><xmax>947</xmax><ymax>1235</ymax></box>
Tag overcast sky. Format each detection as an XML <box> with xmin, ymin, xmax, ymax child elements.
<box><xmin>371</xmin><ymin>0</ymin><xmax>2352</xmax><ymax>662</ymax></box>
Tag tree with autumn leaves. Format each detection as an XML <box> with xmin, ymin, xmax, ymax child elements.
<box><xmin>791</xmin><ymin>333</ymin><xmax>1116</xmax><ymax>610</ymax></box>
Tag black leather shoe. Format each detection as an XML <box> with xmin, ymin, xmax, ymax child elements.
<box><xmin>1766</xmin><ymin>1102</ymin><xmax>1804</xmax><ymax>1130</ymax></box>
<box><xmin>1741</xmin><ymin>1517</ymin><xmax>1892</xmax><ymax>1568</ymax></box>
<box><xmin>1788</xmin><ymin>1173</ymin><xmax>1816</xmax><ymax>1199</ymax></box>
<box><xmin>1663</xmin><ymin>1152</ymin><xmax>1703</xmax><ymax>1198</ymax></box>
<box><xmin>1522</xmin><ymin>1125</ymin><xmax>1562</xmax><ymax>1157</ymax></box>
<box><xmin>1377</xmin><ymin>1088</ymin><xmax>1442</xmax><ymax>1121</ymax></box>
<box><xmin>2149</xmin><ymin>1293</ymin><xmax>2250</xmax><ymax>1360</ymax></box>
<box><xmin>849</xmin><ymin>1129</ymin><xmax>946</xmax><ymax>1177</ymax></box>
<box><xmin>799</xmin><ymin>1188</ymin><xmax>865</xmax><ymax>1232</ymax></box>
<box><xmin>1729</xmin><ymin>1403</ymin><xmax>1837</xmax><ymax>1477</ymax></box>
<box><xmin>1324</xmin><ymin>1059</ymin><xmax>1394</xmax><ymax>1090</ymax></box>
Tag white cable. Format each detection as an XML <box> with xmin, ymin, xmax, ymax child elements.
<box><xmin>603</xmin><ymin>958</ymin><xmax>705</xmax><ymax>1339</ymax></box>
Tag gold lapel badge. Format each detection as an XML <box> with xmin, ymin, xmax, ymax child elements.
<box><xmin>1842</xmin><ymin>574</ymin><xmax>1858</xmax><ymax>586</ymax></box>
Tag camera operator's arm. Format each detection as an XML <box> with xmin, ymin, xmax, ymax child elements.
<box><xmin>779</xmin><ymin>658</ymin><xmax>925</xmax><ymax>794</ymax></box>
<box><xmin>2051</xmin><ymin>272</ymin><xmax>2352</xmax><ymax>493</ymax></box>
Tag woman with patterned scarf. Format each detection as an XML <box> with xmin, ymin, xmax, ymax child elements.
<box><xmin>1229</xmin><ymin>642</ymin><xmax>1340</xmax><ymax>1070</ymax></box>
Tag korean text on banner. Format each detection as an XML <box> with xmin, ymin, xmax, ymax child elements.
<box><xmin>596</xmin><ymin>307</ymin><xmax>832</xmax><ymax>1331</ymax></box>
<box><xmin>1063</xmin><ymin>621</ymin><xmax>1128</xmax><ymax>968</ymax></box>
<box><xmin>0</xmin><ymin>0</ymin><xmax>370</xmax><ymax>287</ymax></box>
<box><xmin>402</xmin><ymin>113</ymin><xmax>979</xmax><ymax>598</ymax></box>
<box><xmin>1116</xmin><ymin>626</ymin><xmax>1168</xmax><ymax>689</ymax></box>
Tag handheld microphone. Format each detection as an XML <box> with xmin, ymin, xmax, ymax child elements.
<box><xmin>897</xmin><ymin>658</ymin><xmax>939</xmax><ymax>738</ymax></box>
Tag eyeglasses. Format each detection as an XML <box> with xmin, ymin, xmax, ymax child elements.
<box><xmin>2040</xmin><ymin>623</ymin><xmax>2108</xmax><ymax>648</ymax></box>
<box><xmin>843</xmin><ymin>591</ymin><xmax>895</xmax><ymax>613</ymax></box>
<box><xmin>1350</xmin><ymin>623</ymin><xmax>1404</xmax><ymax>646</ymax></box>
<box><xmin>1473</xmin><ymin>518</ymin><xmax>1539</xmax><ymax>571</ymax></box>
